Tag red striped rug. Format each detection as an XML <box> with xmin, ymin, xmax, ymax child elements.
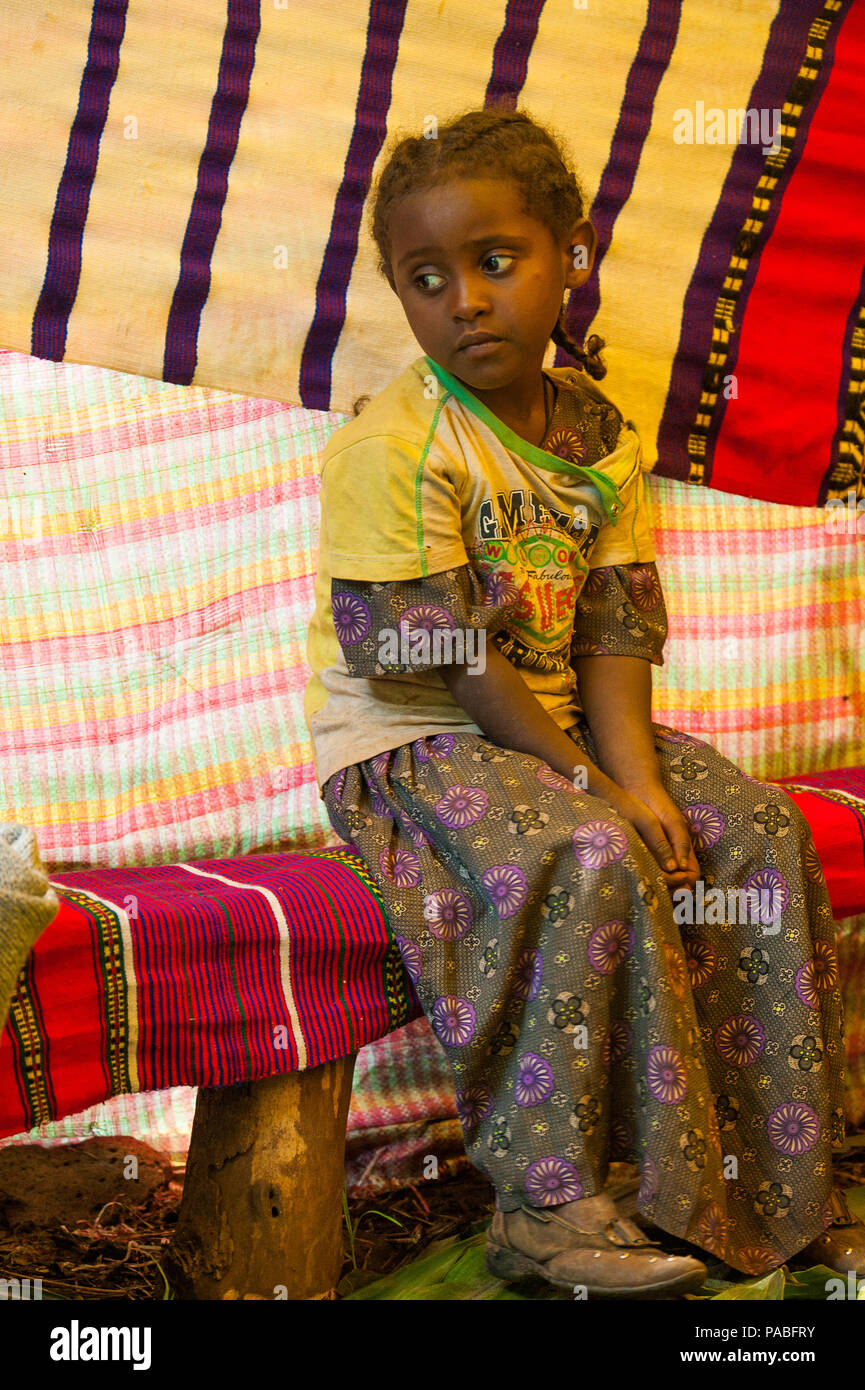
<box><xmin>0</xmin><ymin>847</ymin><xmax>421</xmax><ymax>1140</ymax></box>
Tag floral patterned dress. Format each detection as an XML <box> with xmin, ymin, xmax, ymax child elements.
<box><xmin>319</xmin><ymin>378</ymin><xmax>846</xmax><ymax>1277</ymax></box>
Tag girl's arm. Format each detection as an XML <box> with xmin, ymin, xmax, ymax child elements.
<box><xmin>572</xmin><ymin>652</ymin><xmax>700</xmax><ymax>886</ymax></box>
<box><xmin>440</xmin><ymin>645</ymin><xmax>694</xmax><ymax>886</ymax></box>
<box><xmin>570</xmin><ymin>653</ymin><xmax>660</xmax><ymax>792</ymax></box>
<box><xmin>440</xmin><ymin>640</ymin><xmax>618</xmax><ymax>799</ymax></box>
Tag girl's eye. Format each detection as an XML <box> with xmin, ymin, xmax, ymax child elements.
<box><xmin>483</xmin><ymin>253</ymin><xmax>515</xmax><ymax>274</ymax></box>
<box><xmin>414</xmin><ymin>271</ymin><xmax>446</xmax><ymax>292</ymax></box>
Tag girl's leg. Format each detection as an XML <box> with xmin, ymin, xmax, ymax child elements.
<box><xmin>620</xmin><ymin>717</ymin><xmax>847</xmax><ymax>1275</ymax></box>
<box><xmin>323</xmin><ymin>730</ymin><xmax>740</xmax><ymax>1274</ymax></box>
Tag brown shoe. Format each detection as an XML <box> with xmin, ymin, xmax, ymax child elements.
<box><xmin>607</xmin><ymin>1174</ymin><xmax>692</xmax><ymax>1242</ymax></box>
<box><xmin>796</xmin><ymin>1187</ymin><xmax>865</xmax><ymax>1276</ymax></box>
<box><xmin>485</xmin><ymin>1190</ymin><xmax>707</xmax><ymax>1298</ymax></box>
<box><xmin>605</xmin><ymin>1175</ymin><xmax>736</xmax><ymax>1275</ymax></box>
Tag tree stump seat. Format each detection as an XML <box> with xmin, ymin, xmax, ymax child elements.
<box><xmin>165</xmin><ymin>1056</ymin><xmax>357</xmax><ymax>1300</ymax></box>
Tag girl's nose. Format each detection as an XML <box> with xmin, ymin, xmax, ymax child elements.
<box><xmin>450</xmin><ymin>275</ymin><xmax>492</xmax><ymax>321</ymax></box>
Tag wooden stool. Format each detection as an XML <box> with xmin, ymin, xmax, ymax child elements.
<box><xmin>165</xmin><ymin>1054</ymin><xmax>357</xmax><ymax>1300</ymax></box>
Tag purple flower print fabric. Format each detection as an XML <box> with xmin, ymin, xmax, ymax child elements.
<box><xmin>322</xmin><ymin>721</ymin><xmax>845</xmax><ymax>1277</ymax></box>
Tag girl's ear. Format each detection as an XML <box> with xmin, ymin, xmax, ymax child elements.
<box><xmin>564</xmin><ymin>219</ymin><xmax>597</xmax><ymax>289</ymax></box>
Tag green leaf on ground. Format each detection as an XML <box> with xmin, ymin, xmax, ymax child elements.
<box><xmin>343</xmin><ymin>1233</ymin><xmax>478</xmax><ymax>1300</ymax></box>
<box><xmin>342</xmin><ymin>1223</ymin><xmax>865</xmax><ymax>1302</ymax></box>
<box><xmin>337</xmin><ymin>1267</ymin><xmax>382</xmax><ymax>1297</ymax></box>
<box><xmin>401</xmin><ymin>1280</ymin><xmax>526</xmax><ymax>1301</ymax></box>
<box><xmin>781</xmin><ymin>1264</ymin><xmax>838</xmax><ymax>1300</ymax></box>
<box><xmin>343</xmin><ymin>1229</ymin><xmax>542</xmax><ymax>1301</ymax></box>
<box><xmin>711</xmin><ymin>1268</ymin><xmax>785</xmax><ymax>1300</ymax></box>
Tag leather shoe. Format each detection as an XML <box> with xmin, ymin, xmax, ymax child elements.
<box><xmin>485</xmin><ymin>1190</ymin><xmax>707</xmax><ymax>1297</ymax></box>
<box><xmin>795</xmin><ymin>1187</ymin><xmax>865</xmax><ymax>1276</ymax></box>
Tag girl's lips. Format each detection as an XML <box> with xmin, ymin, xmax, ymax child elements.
<box><xmin>458</xmin><ymin>338</ymin><xmax>504</xmax><ymax>358</ymax></box>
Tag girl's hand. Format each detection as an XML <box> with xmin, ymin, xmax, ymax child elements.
<box><xmin>601</xmin><ymin>778</ymin><xmax>701</xmax><ymax>894</ymax></box>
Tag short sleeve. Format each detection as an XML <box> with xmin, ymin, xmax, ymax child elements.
<box><xmin>587</xmin><ymin>460</ymin><xmax>657</xmax><ymax>568</ymax></box>
<box><xmin>331</xmin><ymin>564</ymin><xmax>519</xmax><ymax>676</ymax></box>
<box><xmin>543</xmin><ymin>372</ymin><xmax>656</xmax><ymax>568</ymax></box>
<box><xmin>319</xmin><ymin>433</ymin><xmax>470</xmax><ymax>580</ymax></box>
<box><xmin>570</xmin><ymin>561</ymin><xmax>668</xmax><ymax>667</ymax></box>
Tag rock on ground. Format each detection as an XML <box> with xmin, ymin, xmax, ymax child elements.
<box><xmin>0</xmin><ymin>1136</ymin><xmax>172</xmax><ymax>1231</ymax></box>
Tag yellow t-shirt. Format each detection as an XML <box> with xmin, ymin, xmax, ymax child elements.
<box><xmin>304</xmin><ymin>355</ymin><xmax>659</xmax><ymax>793</ymax></box>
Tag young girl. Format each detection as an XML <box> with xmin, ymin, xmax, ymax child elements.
<box><xmin>304</xmin><ymin>108</ymin><xmax>861</xmax><ymax>1295</ymax></box>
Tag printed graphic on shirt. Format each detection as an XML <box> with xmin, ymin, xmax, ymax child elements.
<box><xmin>470</xmin><ymin>485</ymin><xmax>601</xmax><ymax>686</ymax></box>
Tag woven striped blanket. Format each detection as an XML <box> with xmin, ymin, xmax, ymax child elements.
<box><xmin>1</xmin><ymin>1</ymin><xmax>862</xmax><ymax>507</ymax></box>
<box><xmin>0</xmin><ymin>848</ymin><xmax>421</xmax><ymax>1139</ymax></box>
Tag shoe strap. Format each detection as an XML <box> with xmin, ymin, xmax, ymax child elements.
<box><xmin>828</xmin><ymin>1187</ymin><xmax>861</xmax><ymax>1227</ymax></box>
<box><xmin>604</xmin><ymin>1216</ymin><xmax>662</xmax><ymax>1248</ymax></box>
<box><xmin>520</xmin><ymin>1203</ymin><xmax>661</xmax><ymax>1248</ymax></box>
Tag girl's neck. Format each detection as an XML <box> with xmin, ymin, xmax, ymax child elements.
<box><xmin>466</xmin><ymin>369</ymin><xmax>555</xmax><ymax>450</ymax></box>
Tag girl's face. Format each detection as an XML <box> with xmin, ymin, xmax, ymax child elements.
<box><xmin>386</xmin><ymin>176</ymin><xmax>595</xmax><ymax>397</ymax></box>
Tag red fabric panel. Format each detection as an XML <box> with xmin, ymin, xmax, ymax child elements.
<box><xmin>777</xmin><ymin>785</ymin><xmax>865</xmax><ymax>920</ymax></box>
<box><xmin>0</xmin><ymin>894</ymin><xmax>108</xmax><ymax>1130</ymax></box>
<box><xmin>711</xmin><ymin>2</ymin><xmax>865</xmax><ymax>503</ymax></box>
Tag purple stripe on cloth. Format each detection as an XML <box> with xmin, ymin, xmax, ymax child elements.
<box><xmin>163</xmin><ymin>0</ymin><xmax>261</xmax><ymax>387</ymax></box>
<box><xmin>485</xmin><ymin>0</ymin><xmax>546</xmax><ymax>110</ymax></box>
<box><xmin>31</xmin><ymin>0</ymin><xmax>129</xmax><ymax>362</ymax></box>
<box><xmin>299</xmin><ymin>0</ymin><xmax>409</xmax><ymax>410</ymax></box>
<box><xmin>556</xmin><ymin>0</ymin><xmax>681</xmax><ymax>367</ymax></box>
<box><xmin>655</xmin><ymin>0</ymin><xmax>832</xmax><ymax>483</ymax></box>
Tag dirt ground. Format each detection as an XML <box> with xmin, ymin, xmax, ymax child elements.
<box><xmin>0</xmin><ymin>1147</ymin><xmax>863</xmax><ymax>1300</ymax></box>
<box><xmin>0</xmin><ymin>1151</ymin><xmax>499</xmax><ymax>1300</ymax></box>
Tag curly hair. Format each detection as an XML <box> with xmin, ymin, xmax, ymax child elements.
<box><xmin>369</xmin><ymin>107</ymin><xmax>605</xmax><ymax>379</ymax></box>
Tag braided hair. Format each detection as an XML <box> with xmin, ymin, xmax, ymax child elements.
<box><xmin>369</xmin><ymin>108</ymin><xmax>606</xmax><ymax>379</ymax></box>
